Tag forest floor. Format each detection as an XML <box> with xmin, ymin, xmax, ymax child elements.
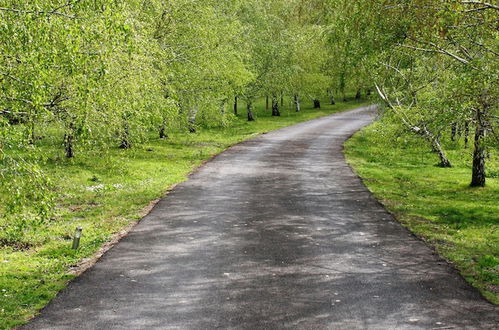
<box><xmin>23</xmin><ymin>105</ymin><xmax>496</xmax><ymax>329</ymax></box>
<box><xmin>345</xmin><ymin>119</ymin><xmax>499</xmax><ymax>304</ymax></box>
<box><xmin>0</xmin><ymin>96</ymin><xmax>366</xmax><ymax>329</ymax></box>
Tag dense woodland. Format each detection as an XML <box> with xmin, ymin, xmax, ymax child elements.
<box><xmin>0</xmin><ymin>1</ymin><xmax>497</xmax><ymax>247</ymax></box>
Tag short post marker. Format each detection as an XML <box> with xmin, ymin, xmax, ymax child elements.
<box><xmin>72</xmin><ymin>227</ymin><xmax>83</xmax><ymax>250</ymax></box>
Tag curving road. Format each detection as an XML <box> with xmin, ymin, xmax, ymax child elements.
<box><xmin>26</xmin><ymin>106</ymin><xmax>497</xmax><ymax>329</ymax></box>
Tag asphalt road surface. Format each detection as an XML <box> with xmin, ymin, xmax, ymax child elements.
<box><xmin>26</xmin><ymin>106</ymin><xmax>497</xmax><ymax>329</ymax></box>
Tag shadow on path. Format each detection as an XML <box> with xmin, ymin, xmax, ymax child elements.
<box><xmin>25</xmin><ymin>106</ymin><xmax>497</xmax><ymax>329</ymax></box>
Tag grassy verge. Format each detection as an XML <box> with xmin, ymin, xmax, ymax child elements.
<box><xmin>344</xmin><ymin>119</ymin><xmax>499</xmax><ymax>304</ymax></box>
<box><xmin>0</xmin><ymin>97</ymin><xmax>367</xmax><ymax>328</ymax></box>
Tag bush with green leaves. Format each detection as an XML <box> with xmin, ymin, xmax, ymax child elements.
<box><xmin>0</xmin><ymin>156</ymin><xmax>54</xmax><ymax>246</ymax></box>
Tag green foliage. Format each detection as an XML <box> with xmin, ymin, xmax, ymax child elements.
<box><xmin>0</xmin><ymin>0</ymin><xmax>267</xmax><ymax>248</ymax></box>
<box><xmin>352</xmin><ymin>0</ymin><xmax>498</xmax><ymax>185</ymax></box>
<box><xmin>308</xmin><ymin>0</ymin><xmax>499</xmax><ymax>183</ymax></box>
<box><xmin>0</xmin><ymin>156</ymin><xmax>54</xmax><ymax>246</ymax></box>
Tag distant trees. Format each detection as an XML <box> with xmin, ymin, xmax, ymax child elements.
<box><xmin>288</xmin><ymin>12</ymin><xmax>329</xmax><ymax>111</ymax></box>
<box><xmin>238</xmin><ymin>0</ymin><xmax>291</xmax><ymax>119</ymax></box>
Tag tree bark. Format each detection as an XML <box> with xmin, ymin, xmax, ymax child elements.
<box><xmin>234</xmin><ymin>96</ymin><xmax>238</xmax><ymax>116</ymax></box>
<box><xmin>464</xmin><ymin>121</ymin><xmax>470</xmax><ymax>148</ymax></box>
<box><xmin>28</xmin><ymin>119</ymin><xmax>36</xmax><ymax>145</ymax></box>
<box><xmin>65</xmin><ymin>134</ymin><xmax>74</xmax><ymax>158</ymax></box>
<box><xmin>471</xmin><ymin>108</ymin><xmax>486</xmax><ymax>187</ymax></box>
<box><xmin>64</xmin><ymin>119</ymin><xmax>75</xmax><ymax>158</ymax></box>
<box><xmin>431</xmin><ymin>136</ymin><xmax>452</xmax><ymax>168</ymax></box>
<box><xmin>266</xmin><ymin>95</ymin><xmax>269</xmax><ymax>111</ymax></box>
<box><xmin>159</xmin><ymin>116</ymin><xmax>168</xmax><ymax>139</ymax></box>
<box><xmin>416</xmin><ymin>127</ymin><xmax>452</xmax><ymax>168</ymax></box>
<box><xmin>159</xmin><ymin>126</ymin><xmax>167</xmax><ymax>139</ymax></box>
<box><xmin>451</xmin><ymin>123</ymin><xmax>457</xmax><ymax>141</ymax></box>
<box><xmin>355</xmin><ymin>89</ymin><xmax>362</xmax><ymax>99</ymax></box>
<box><xmin>327</xmin><ymin>89</ymin><xmax>335</xmax><ymax>105</ymax></box>
<box><xmin>188</xmin><ymin>105</ymin><xmax>198</xmax><ymax>133</ymax></box>
<box><xmin>247</xmin><ymin>101</ymin><xmax>255</xmax><ymax>121</ymax></box>
<box><xmin>272</xmin><ymin>94</ymin><xmax>280</xmax><ymax>116</ymax></box>
<box><xmin>313</xmin><ymin>99</ymin><xmax>321</xmax><ymax>109</ymax></box>
<box><xmin>375</xmin><ymin>84</ymin><xmax>452</xmax><ymax>169</ymax></box>
<box><xmin>294</xmin><ymin>94</ymin><xmax>301</xmax><ymax>112</ymax></box>
<box><xmin>280</xmin><ymin>93</ymin><xmax>284</xmax><ymax>107</ymax></box>
<box><xmin>119</xmin><ymin>117</ymin><xmax>131</xmax><ymax>149</ymax></box>
<box><xmin>220</xmin><ymin>99</ymin><xmax>227</xmax><ymax>115</ymax></box>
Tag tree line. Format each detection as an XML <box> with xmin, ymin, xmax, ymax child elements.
<box><xmin>343</xmin><ymin>0</ymin><xmax>497</xmax><ymax>188</ymax></box>
<box><xmin>0</xmin><ymin>0</ymin><xmax>345</xmax><ymax>243</ymax></box>
<box><xmin>0</xmin><ymin>0</ymin><xmax>497</xmax><ymax>243</ymax></box>
<box><xmin>0</xmin><ymin>0</ymin><xmax>342</xmax><ymax>158</ymax></box>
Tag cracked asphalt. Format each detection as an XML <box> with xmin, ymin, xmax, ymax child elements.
<box><xmin>25</xmin><ymin>105</ymin><xmax>497</xmax><ymax>329</ymax></box>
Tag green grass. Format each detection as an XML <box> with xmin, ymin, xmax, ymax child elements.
<box><xmin>345</xmin><ymin>119</ymin><xmax>499</xmax><ymax>304</ymax></box>
<box><xmin>0</xmin><ymin>96</ymin><xmax>368</xmax><ymax>328</ymax></box>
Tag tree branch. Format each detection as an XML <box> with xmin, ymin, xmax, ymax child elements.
<box><xmin>0</xmin><ymin>1</ymin><xmax>79</xmax><ymax>19</ymax></box>
<box><xmin>461</xmin><ymin>1</ymin><xmax>499</xmax><ymax>11</ymax></box>
<box><xmin>399</xmin><ymin>38</ymin><xmax>472</xmax><ymax>66</ymax></box>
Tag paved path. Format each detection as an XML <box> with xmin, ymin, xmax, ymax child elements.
<box><xmin>26</xmin><ymin>106</ymin><xmax>497</xmax><ymax>329</ymax></box>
